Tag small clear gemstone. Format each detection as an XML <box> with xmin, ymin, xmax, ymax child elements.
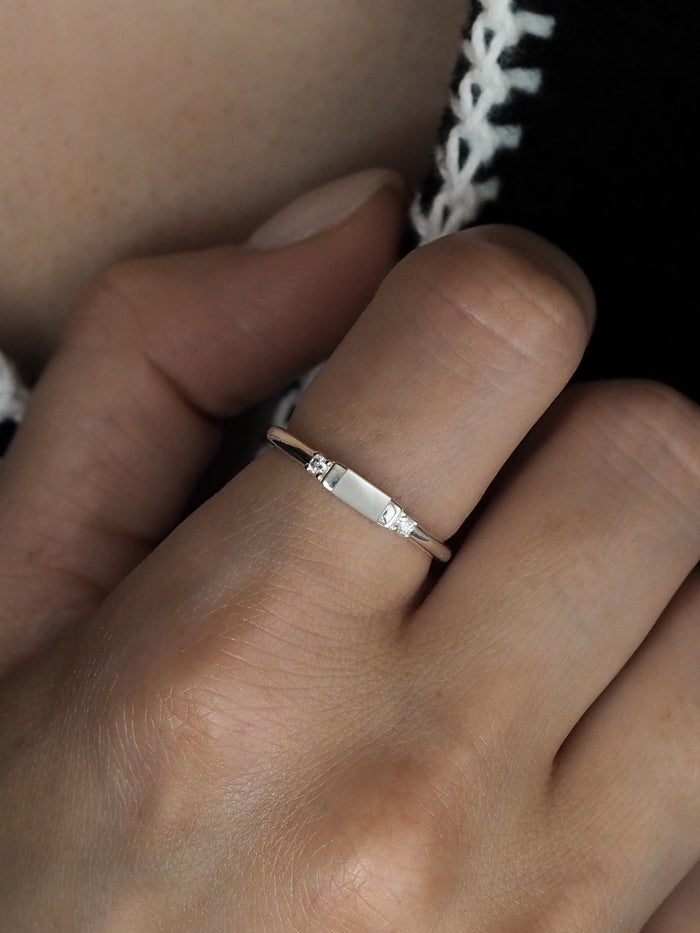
<box><xmin>395</xmin><ymin>513</ymin><xmax>417</xmax><ymax>538</ymax></box>
<box><xmin>307</xmin><ymin>453</ymin><xmax>331</xmax><ymax>479</ymax></box>
<box><xmin>379</xmin><ymin>503</ymin><xmax>417</xmax><ymax>538</ymax></box>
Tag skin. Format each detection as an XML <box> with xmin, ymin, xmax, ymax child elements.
<box><xmin>0</xmin><ymin>0</ymin><xmax>466</xmax><ymax>373</ymax></box>
<box><xmin>1</xmin><ymin>1</ymin><xmax>699</xmax><ymax>927</ymax></box>
<box><xmin>1</xmin><ymin>188</ymin><xmax>699</xmax><ymax>929</ymax></box>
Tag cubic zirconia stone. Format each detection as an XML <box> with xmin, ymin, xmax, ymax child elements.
<box><xmin>395</xmin><ymin>513</ymin><xmax>417</xmax><ymax>538</ymax></box>
<box><xmin>307</xmin><ymin>453</ymin><xmax>331</xmax><ymax>479</ymax></box>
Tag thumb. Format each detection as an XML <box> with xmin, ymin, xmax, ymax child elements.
<box><xmin>0</xmin><ymin>168</ymin><xmax>405</xmax><ymax>667</ymax></box>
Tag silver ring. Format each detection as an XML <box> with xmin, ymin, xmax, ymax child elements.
<box><xmin>266</xmin><ymin>426</ymin><xmax>451</xmax><ymax>562</ymax></box>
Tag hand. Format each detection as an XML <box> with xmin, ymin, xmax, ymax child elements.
<box><xmin>1</xmin><ymin>176</ymin><xmax>699</xmax><ymax>930</ymax></box>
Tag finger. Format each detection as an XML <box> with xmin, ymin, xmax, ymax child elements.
<box><xmin>548</xmin><ymin>570</ymin><xmax>700</xmax><ymax>931</ymax></box>
<box><xmin>0</xmin><ymin>171</ymin><xmax>405</xmax><ymax>666</ymax></box>
<box><xmin>259</xmin><ymin>225</ymin><xmax>595</xmax><ymax>613</ymax></box>
<box><xmin>97</xmin><ymin>226</ymin><xmax>594</xmax><ymax>682</ymax></box>
<box><xmin>642</xmin><ymin>860</ymin><xmax>700</xmax><ymax>933</ymax></box>
<box><xmin>411</xmin><ymin>381</ymin><xmax>700</xmax><ymax>763</ymax></box>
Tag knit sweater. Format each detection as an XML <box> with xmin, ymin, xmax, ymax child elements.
<box><xmin>411</xmin><ymin>0</ymin><xmax>699</xmax><ymax>404</ymax></box>
<box><xmin>2</xmin><ymin>0</ymin><xmax>698</xmax><ymax>458</ymax></box>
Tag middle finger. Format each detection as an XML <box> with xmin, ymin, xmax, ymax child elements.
<box><xmin>135</xmin><ymin>225</ymin><xmax>594</xmax><ymax>660</ymax></box>
<box><xmin>275</xmin><ymin>224</ymin><xmax>595</xmax><ymax>615</ymax></box>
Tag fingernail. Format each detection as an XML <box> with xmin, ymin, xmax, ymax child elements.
<box><xmin>248</xmin><ymin>168</ymin><xmax>405</xmax><ymax>251</ymax></box>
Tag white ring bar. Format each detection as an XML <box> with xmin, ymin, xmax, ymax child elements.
<box><xmin>266</xmin><ymin>426</ymin><xmax>451</xmax><ymax>563</ymax></box>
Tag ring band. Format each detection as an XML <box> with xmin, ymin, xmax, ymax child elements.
<box><xmin>266</xmin><ymin>426</ymin><xmax>451</xmax><ymax>562</ymax></box>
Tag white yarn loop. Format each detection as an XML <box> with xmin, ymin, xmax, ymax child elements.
<box><xmin>410</xmin><ymin>0</ymin><xmax>555</xmax><ymax>245</ymax></box>
<box><xmin>268</xmin><ymin>3</ymin><xmax>556</xmax><ymax>432</ymax></box>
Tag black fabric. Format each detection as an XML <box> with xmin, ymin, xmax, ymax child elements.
<box><xmin>0</xmin><ymin>418</ymin><xmax>18</xmax><ymax>459</ymax></box>
<box><xmin>474</xmin><ymin>0</ymin><xmax>699</xmax><ymax>401</ymax></box>
<box><xmin>414</xmin><ymin>0</ymin><xmax>487</xmax><ymax>223</ymax></box>
<box><xmin>410</xmin><ymin>1</ymin><xmax>699</xmax><ymax>402</ymax></box>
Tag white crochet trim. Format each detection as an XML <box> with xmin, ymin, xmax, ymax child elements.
<box><xmin>0</xmin><ymin>350</ymin><xmax>28</xmax><ymax>424</ymax></box>
<box><xmin>410</xmin><ymin>0</ymin><xmax>555</xmax><ymax>245</ymax></box>
<box><xmin>261</xmin><ymin>2</ymin><xmax>555</xmax><ymax>437</ymax></box>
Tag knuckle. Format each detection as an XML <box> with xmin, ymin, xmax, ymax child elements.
<box><xmin>397</xmin><ymin>229</ymin><xmax>591</xmax><ymax>377</ymax></box>
<box><xmin>296</xmin><ymin>752</ymin><xmax>461</xmax><ymax>932</ymax></box>
<box><xmin>65</xmin><ymin>259</ymin><xmax>144</xmax><ymax>349</ymax></box>
<box><xmin>571</xmin><ymin>380</ymin><xmax>700</xmax><ymax>518</ymax></box>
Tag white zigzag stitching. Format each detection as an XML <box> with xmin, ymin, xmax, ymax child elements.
<box><xmin>410</xmin><ymin>0</ymin><xmax>555</xmax><ymax>245</ymax></box>
<box><xmin>258</xmin><ymin>4</ymin><xmax>556</xmax><ymax>440</ymax></box>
